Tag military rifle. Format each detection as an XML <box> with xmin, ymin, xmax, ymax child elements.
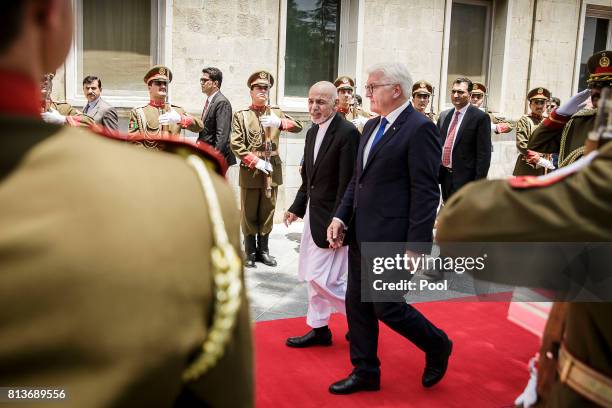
<box><xmin>429</xmin><ymin>86</ymin><xmax>436</xmax><ymax>116</ymax></box>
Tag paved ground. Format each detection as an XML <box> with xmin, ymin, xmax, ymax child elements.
<box><xmin>245</xmin><ymin>221</ymin><xmax>309</xmax><ymax>322</ymax></box>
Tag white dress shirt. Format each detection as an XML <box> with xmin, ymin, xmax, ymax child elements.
<box><xmin>313</xmin><ymin>113</ymin><xmax>335</xmax><ymax>163</ymax></box>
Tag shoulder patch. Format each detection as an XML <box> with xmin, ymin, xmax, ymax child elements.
<box><xmin>508</xmin><ymin>151</ymin><xmax>599</xmax><ymax>189</ymax></box>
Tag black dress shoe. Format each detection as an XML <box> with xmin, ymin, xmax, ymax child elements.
<box><xmin>286</xmin><ymin>328</ymin><xmax>332</xmax><ymax>348</ymax></box>
<box><xmin>329</xmin><ymin>373</ymin><xmax>380</xmax><ymax>395</ymax></box>
<box><xmin>422</xmin><ymin>338</ymin><xmax>453</xmax><ymax>387</ymax></box>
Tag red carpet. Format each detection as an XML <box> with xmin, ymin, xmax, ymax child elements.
<box><xmin>255</xmin><ymin>302</ymin><xmax>539</xmax><ymax>407</ymax></box>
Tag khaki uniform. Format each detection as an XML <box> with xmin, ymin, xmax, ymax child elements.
<box><xmin>488</xmin><ymin>112</ymin><xmax>514</xmax><ymax>133</ymax></box>
<box><xmin>128</xmin><ymin>104</ymin><xmax>203</xmax><ymax>145</ymax></box>
<box><xmin>231</xmin><ymin>106</ymin><xmax>303</xmax><ymax>235</ymax></box>
<box><xmin>0</xmin><ymin>117</ymin><xmax>253</xmax><ymax>407</ymax></box>
<box><xmin>49</xmin><ymin>101</ymin><xmax>95</xmax><ymax>127</ymax></box>
<box><xmin>437</xmin><ymin>142</ymin><xmax>612</xmax><ymax>407</ymax></box>
<box><xmin>338</xmin><ymin>105</ymin><xmax>372</xmax><ymax>122</ymax></box>
<box><xmin>529</xmin><ymin>108</ymin><xmax>596</xmax><ymax>167</ymax></box>
<box><xmin>513</xmin><ymin>114</ymin><xmax>545</xmax><ymax>176</ymax></box>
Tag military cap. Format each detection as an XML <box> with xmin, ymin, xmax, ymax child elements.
<box><xmin>527</xmin><ymin>87</ymin><xmax>551</xmax><ymax>100</ymax></box>
<box><xmin>587</xmin><ymin>50</ymin><xmax>612</xmax><ymax>84</ymax></box>
<box><xmin>412</xmin><ymin>80</ymin><xmax>433</xmax><ymax>95</ymax></box>
<box><xmin>247</xmin><ymin>70</ymin><xmax>274</xmax><ymax>88</ymax></box>
<box><xmin>334</xmin><ymin>76</ymin><xmax>355</xmax><ymax>91</ymax></box>
<box><xmin>144</xmin><ymin>65</ymin><xmax>173</xmax><ymax>84</ymax></box>
<box><xmin>472</xmin><ymin>82</ymin><xmax>487</xmax><ymax>95</ymax></box>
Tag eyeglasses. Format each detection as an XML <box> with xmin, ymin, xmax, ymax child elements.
<box><xmin>151</xmin><ymin>80</ymin><xmax>167</xmax><ymax>87</ymax></box>
<box><xmin>364</xmin><ymin>83</ymin><xmax>396</xmax><ymax>94</ymax></box>
<box><xmin>200</xmin><ymin>78</ymin><xmax>212</xmax><ymax>84</ymax></box>
<box><xmin>531</xmin><ymin>100</ymin><xmax>547</xmax><ymax>105</ymax></box>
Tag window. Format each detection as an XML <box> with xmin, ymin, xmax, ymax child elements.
<box><xmin>445</xmin><ymin>1</ymin><xmax>491</xmax><ymax>104</ymax></box>
<box><xmin>66</xmin><ymin>0</ymin><xmax>170</xmax><ymax>108</ymax></box>
<box><xmin>279</xmin><ymin>0</ymin><xmax>356</xmax><ymax>110</ymax></box>
<box><xmin>284</xmin><ymin>0</ymin><xmax>340</xmax><ymax>98</ymax></box>
<box><xmin>578</xmin><ymin>8</ymin><xmax>612</xmax><ymax>91</ymax></box>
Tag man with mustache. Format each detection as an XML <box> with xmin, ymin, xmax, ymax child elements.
<box><xmin>82</xmin><ymin>75</ymin><xmax>118</xmax><ymax>131</ymax></box>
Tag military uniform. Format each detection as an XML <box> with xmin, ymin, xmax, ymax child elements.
<box><xmin>529</xmin><ymin>51</ymin><xmax>612</xmax><ymax>168</ymax></box>
<box><xmin>513</xmin><ymin>87</ymin><xmax>551</xmax><ymax>176</ymax></box>
<box><xmin>471</xmin><ymin>82</ymin><xmax>514</xmax><ymax>134</ymax></box>
<box><xmin>412</xmin><ymin>80</ymin><xmax>437</xmax><ymax>122</ymax></box>
<box><xmin>0</xmin><ymin>72</ymin><xmax>252</xmax><ymax>407</ymax></box>
<box><xmin>334</xmin><ymin>75</ymin><xmax>372</xmax><ymax>132</ymax></box>
<box><xmin>128</xmin><ymin>65</ymin><xmax>203</xmax><ymax>148</ymax></box>
<box><xmin>231</xmin><ymin>70</ymin><xmax>303</xmax><ymax>267</ymax></box>
<box><xmin>437</xmin><ymin>140</ymin><xmax>612</xmax><ymax>406</ymax></box>
<box><xmin>40</xmin><ymin>73</ymin><xmax>94</xmax><ymax>128</ymax></box>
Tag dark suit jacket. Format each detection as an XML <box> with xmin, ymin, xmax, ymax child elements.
<box><xmin>289</xmin><ymin>113</ymin><xmax>359</xmax><ymax>248</ymax></box>
<box><xmin>198</xmin><ymin>91</ymin><xmax>236</xmax><ymax>166</ymax></box>
<box><xmin>335</xmin><ymin>103</ymin><xmax>441</xmax><ymax>244</ymax></box>
<box><xmin>87</xmin><ymin>97</ymin><xmax>118</xmax><ymax>131</ymax></box>
<box><xmin>437</xmin><ymin>104</ymin><xmax>491</xmax><ymax>188</ymax></box>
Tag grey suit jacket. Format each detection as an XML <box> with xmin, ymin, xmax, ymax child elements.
<box><xmin>86</xmin><ymin>97</ymin><xmax>119</xmax><ymax>131</ymax></box>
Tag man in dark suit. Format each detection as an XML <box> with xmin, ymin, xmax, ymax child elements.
<box><xmin>437</xmin><ymin>77</ymin><xmax>491</xmax><ymax>201</ymax></box>
<box><xmin>327</xmin><ymin>62</ymin><xmax>452</xmax><ymax>394</ymax></box>
<box><xmin>82</xmin><ymin>75</ymin><xmax>119</xmax><ymax>131</ymax></box>
<box><xmin>197</xmin><ymin>67</ymin><xmax>235</xmax><ymax>166</ymax></box>
<box><xmin>283</xmin><ymin>81</ymin><xmax>359</xmax><ymax>348</ymax></box>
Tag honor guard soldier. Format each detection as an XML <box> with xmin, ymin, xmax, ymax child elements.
<box><xmin>231</xmin><ymin>70</ymin><xmax>303</xmax><ymax>268</ymax></box>
<box><xmin>412</xmin><ymin>80</ymin><xmax>436</xmax><ymax>121</ymax></box>
<box><xmin>0</xmin><ymin>0</ymin><xmax>252</xmax><ymax>406</ymax></box>
<box><xmin>513</xmin><ymin>87</ymin><xmax>553</xmax><ymax>176</ymax></box>
<box><xmin>40</xmin><ymin>73</ymin><xmax>94</xmax><ymax>127</ymax></box>
<box><xmin>334</xmin><ymin>75</ymin><xmax>372</xmax><ymax>132</ymax></box>
<box><xmin>529</xmin><ymin>50</ymin><xmax>612</xmax><ymax>168</ymax></box>
<box><xmin>470</xmin><ymin>82</ymin><xmax>513</xmax><ymax>134</ymax></box>
<box><xmin>437</xmin><ymin>128</ymin><xmax>612</xmax><ymax>407</ymax></box>
<box><xmin>129</xmin><ymin>65</ymin><xmax>204</xmax><ymax>148</ymax></box>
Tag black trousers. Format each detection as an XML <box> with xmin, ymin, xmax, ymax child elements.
<box><xmin>346</xmin><ymin>243</ymin><xmax>448</xmax><ymax>377</ymax></box>
<box><xmin>439</xmin><ymin>166</ymin><xmax>455</xmax><ymax>202</ymax></box>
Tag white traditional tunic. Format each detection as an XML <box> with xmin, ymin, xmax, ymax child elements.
<box><xmin>297</xmin><ymin>114</ymin><xmax>348</xmax><ymax>328</ymax></box>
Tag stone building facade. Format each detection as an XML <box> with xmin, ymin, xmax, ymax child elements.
<box><xmin>54</xmin><ymin>0</ymin><xmax>612</xmax><ymax>215</ymax></box>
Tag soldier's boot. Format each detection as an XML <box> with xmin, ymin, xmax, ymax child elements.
<box><xmin>244</xmin><ymin>235</ymin><xmax>257</xmax><ymax>268</ymax></box>
<box><xmin>256</xmin><ymin>233</ymin><xmax>277</xmax><ymax>267</ymax></box>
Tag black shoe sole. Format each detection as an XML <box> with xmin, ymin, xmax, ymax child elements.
<box><xmin>329</xmin><ymin>384</ymin><xmax>380</xmax><ymax>395</ymax></box>
<box><xmin>286</xmin><ymin>339</ymin><xmax>332</xmax><ymax>348</ymax></box>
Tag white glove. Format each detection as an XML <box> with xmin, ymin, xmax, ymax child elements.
<box><xmin>254</xmin><ymin>159</ymin><xmax>273</xmax><ymax>174</ymax></box>
<box><xmin>351</xmin><ymin>117</ymin><xmax>369</xmax><ymax>127</ymax></box>
<box><xmin>260</xmin><ymin>112</ymin><xmax>281</xmax><ymax>129</ymax></box>
<box><xmin>535</xmin><ymin>156</ymin><xmax>555</xmax><ymax>170</ymax></box>
<box><xmin>556</xmin><ymin>89</ymin><xmax>591</xmax><ymax>117</ymax></box>
<box><xmin>514</xmin><ymin>357</ymin><xmax>539</xmax><ymax>408</ymax></box>
<box><xmin>41</xmin><ymin>108</ymin><xmax>67</xmax><ymax>125</ymax></box>
<box><xmin>158</xmin><ymin>109</ymin><xmax>182</xmax><ymax>125</ymax></box>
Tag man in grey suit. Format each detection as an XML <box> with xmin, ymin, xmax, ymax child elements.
<box><xmin>197</xmin><ymin>67</ymin><xmax>236</xmax><ymax>166</ymax></box>
<box><xmin>82</xmin><ymin>75</ymin><xmax>119</xmax><ymax>131</ymax></box>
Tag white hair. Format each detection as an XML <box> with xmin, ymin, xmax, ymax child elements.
<box><xmin>366</xmin><ymin>62</ymin><xmax>413</xmax><ymax>96</ymax></box>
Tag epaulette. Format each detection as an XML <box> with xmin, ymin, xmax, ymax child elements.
<box><xmin>90</xmin><ymin>126</ymin><xmax>227</xmax><ymax>176</ymax></box>
<box><xmin>573</xmin><ymin>107</ymin><xmax>597</xmax><ymax>118</ymax></box>
<box><xmin>508</xmin><ymin>150</ymin><xmax>598</xmax><ymax>189</ymax></box>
